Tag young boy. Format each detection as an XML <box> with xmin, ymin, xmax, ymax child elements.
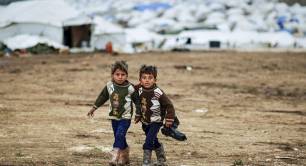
<box><xmin>134</xmin><ymin>65</ymin><xmax>175</xmax><ymax>166</ymax></box>
<box><xmin>87</xmin><ymin>61</ymin><xmax>140</xmax><ymax>166</ymax></box>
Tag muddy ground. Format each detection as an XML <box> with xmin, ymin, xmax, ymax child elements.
<box><xmin>0</xmin><ymin>51</ymin><xmax>306</xmax><ymax>166</ymax></box>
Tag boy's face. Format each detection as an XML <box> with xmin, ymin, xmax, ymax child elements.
<box><xmin>112</xmin><ymin>69</ymin><xmax>127</xmax><ymax>85</ymax></box>
<box><xmin>140</xmin><ymin>73</ymin><xmax>156</xmax><ymax>88</ymax></box>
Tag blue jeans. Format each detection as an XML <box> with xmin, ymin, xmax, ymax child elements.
<box><xmin>142</xmin><ymin>122</ymin><xmax>162</xmax><ymax>150</ymax></box>
<box><xmin>111</xmin><ymin>119</ymin><xmax>131</xmax><ymax>149</ymax></box>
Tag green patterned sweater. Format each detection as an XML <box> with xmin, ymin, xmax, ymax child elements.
<box><xmin>93</xmin><ymin>81</ymin><xmax>140</xmax><ymax>120</ymax></box>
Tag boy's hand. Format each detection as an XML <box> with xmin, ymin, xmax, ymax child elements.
<box><xmin>87</xmin><ymin>107</ymin><xmax>96</xmax><ymax>117</ymax></box>
<box><xmin>134</xmin><ymin>116</ymin><xmax>141</xmax><ymax>124</ymax></box>
<box><xmin>165</xmin><ymin>119</ymin><xmax>174</xmax><ymax>128</ymax></box>
<box><xmin>165</xmin><ymin>121</ymin><xmax>173</xmax><ymax>128</ymax></box>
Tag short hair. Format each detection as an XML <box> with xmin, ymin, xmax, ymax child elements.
<box><xmin>111</xmin><ymin>61</ymin><xmax>128</xmax><ymax>75</ymax></box>
<box><xmin>139</xmin><ymin>65</ymin><xmax>157</xmax><ymax>79</ymax></box>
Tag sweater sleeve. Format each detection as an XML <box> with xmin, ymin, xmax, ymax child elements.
<box><xmin>159</xmin><ymin>92</ymin><xmax>175</xmax><ymax>123</ymax></box>
<box><xmin>132</xmin><ymin>84</ymin><xmax>142</xmax><ymax>117</ymax></box>
<box><xmin>93</xmin><ymin>86</ymin><xmax>109</xmax><ymax>108</ymax></box>
<box><xmin>131</xmin><ymin>90</ymin><xmax>141</xmax><ymax>117</ymax></box>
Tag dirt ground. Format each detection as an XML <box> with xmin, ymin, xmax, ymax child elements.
<box><xmin>0</xmin><ymin>51</ymin><xmax>306</xmax><ymax>166</ymax></box>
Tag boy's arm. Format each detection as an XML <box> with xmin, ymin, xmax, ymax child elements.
<box><xmin>93</xmin><ymin>86</ymin><xmax>109</xmax><ymax>108</ymax></box>
<box><xmin>88</xmin><ymin>86</ymin><xmax>109</xmax><ymax>117</ymax></box>
<box><xmin>160</xmin><ymin>93</ymin><xmax>175</xmax><ymax>127</ymax></box>
<box><xmin>132</xmin><ymin>85</ymin><xmax>142</xmax><ymax>123</ymax></box>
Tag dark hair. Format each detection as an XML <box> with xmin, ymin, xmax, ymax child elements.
<box><xmin>139</xmin><ymin>65</ymin><xmax>157</xmax><ymax>79</ymax></box>
<box><xmin>111</xmin><ymin>61</ymin><xmax>128</xmax><ymax>75</ymax></box>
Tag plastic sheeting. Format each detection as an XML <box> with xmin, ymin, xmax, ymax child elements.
<box><xmin>134</xmin><ymin>2</ymin><xmax>171</xmax><ymax>11</ymax></box>
<box><xmin>92</xmin><ymin>16</ymin><xmax>124</xmax><ymax>35</ymax></box>
<box><xmin>125</xmin><ymin>28</ymin><xmax>162</xmax><ymax>43</ymax></box>
<box><xmin>3</xmin><ymin>34</ymin><xmax>66</xmax><ymax>50</ymax></box>
<box><xmin>166</xmin><ymin>30</ymin><xmax>297</xmax><ymax>50</ymax></box>
<box><xmin>0</xmin><ymin>0</ymin><xmax>86</xmax><ymax>28</ymax></box>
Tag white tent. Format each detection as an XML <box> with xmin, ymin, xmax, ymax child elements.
<box><xmin>0</xmin><ymin>0</ymin><xmax>81</xmax><ymax>28</ymax></box>
<box><xmin>90</xmin><ymin>16</ymin><xmax>126</xmax><ymax>51</ymax></box>
<box><xmin>2</xmin><ymin>34</ymin><xmax>66</xmax><ymax>50</ymax></box>
<box><xmin>163</xmin><ymin>30</ymin><xmax>296</xmax><ymax>50</ymax></box>
<box><xmin>258</xmin><ymin>31</ymin><xmax>295</xmax><ymax>48</ymax></box>
<box><xmin>295</xmin><ymin>37</ymin><xmax>306</xmax><ymax>48</ymax></box>
<box><xmin>91</xmin><ymin>19</ymin><xmax>163</xmax><ymax>53</ymax></box>
<box><xmin>0</xmin><ymin>0</ymin><xmax>91</xmax><ymax>50</ymax></box>
<box><xmin>205</xmin><ymin>12</ymin><xmax>226</xmax><ymax>25</ymax></box>
<box><xmin>125</xmin><ymin>28</ymin><xmax>163</xmax><ymax>53</ymax></box>
<box><xmin>177</xmin><ymin>30</ymin><xmax>230</xmax><ymax>49</ymax></box>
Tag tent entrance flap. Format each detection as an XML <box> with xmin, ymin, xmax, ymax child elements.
<box><xmin>63</xmin><ymin>25</ymin><xmax>91</xmax><ymax>48</ymax></box>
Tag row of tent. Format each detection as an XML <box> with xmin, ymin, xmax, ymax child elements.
<box><xmin>164</xmin><ymin>30</ymin><xmax>306</xmax><ymax>50</ymax></box>
<box><xmin>68</xmin><ymin>0</ymin><xmax>306</xmax><ymax>35</ymax></box>
<box><xmin>0</xmin><ymin>0</ymin><xmax>306</xmax><ymax>54</ymax></box>
<box><xmin>0</xmin><ymin>0</ymin><xmax>161</xmax><ymax>54</ymax></box>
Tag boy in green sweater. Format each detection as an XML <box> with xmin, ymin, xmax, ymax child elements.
<box><xmin>87</xmin><ymin>61</ymin><xmax>140</xmax><ymax>166</ymax></box>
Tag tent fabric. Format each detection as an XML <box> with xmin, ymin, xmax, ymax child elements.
<box><xmin>90</xmin><ymin>17</ymin><xmax>126</xmax><ymax>51</ymax></box>
<box><xmin>92</xmin><ymin>17</ymin><xmax>124</xmax><ymax>35</ymax></box>
<box><xmin>91</xmin><ymin>33</ymin><xmax>126</xmax><ymax>50</ymax></box>
<box><xmin>0</xmin><ymin>0</ymin><xmax>93</xmax><ymax>50</ymax></box>
<box><xmin>0</xmin><ymin>23</ymin><xmax>62</xmax><ymax>43</ymax></box>
<box><xmin>125</xmin><ymin>28</ymin><xmax>162</xmax><ymax>43</ymax></box>
<box><xmin>3</xmin><ymin>34</ymin><xmax>66</xmax><ymax>50</ymax></box>
<box><xmin>177</xmin><ymin>30</ymin><xmax>295</xmax><ymax>49</ymax></box>
<box><xmin>63</xmin><ymin>15</ymin><xmax>92</xmax><ymax>27</ymax></box>
<box><xmin>1</xmin><ymin>0</ymin><xmax>305</xmax><ymax>53</ymax></box>
<box><xmin>0</xmin><ymin>0</ymin><xmax>84</xmax><ymax>28</ymax></box>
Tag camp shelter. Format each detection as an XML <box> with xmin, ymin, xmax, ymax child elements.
<box><xmin>124</xmin><ymin>28</ymin><xmax>163</xmax><ymax>53</ymax></box>
<box><xmin>90</xmin><ymin>16</ymin><xmax>125</xmax><ymax>51</ymax></box>
<box><xmin>0</xmin><ymin>0</ymin><xmax>92</xmax><ymax>50</ymax></box>
<box><xmin>163</xmin><ymin>30</ymin><xmax>297</xmax><ymax>50</ymax></box>
<box><xmin>2</xmin><ymin>34</ymin><xmax>66</xmax><ymax>51</ymax></box>
<box><xmin>177</xmin><ymin>30</ymin><xmax>230</xmax><ymax>50</ymax></box>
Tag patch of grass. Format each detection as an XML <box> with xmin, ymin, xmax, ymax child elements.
<box><xmin>232</xmin><ymin>159</ymin><xmax>244</xmax><ymax>166</ymax></box>
<box><xmin>15</xmin><ymin>152</ymin><xmax>24</xmax><ymax>157</ymax></box>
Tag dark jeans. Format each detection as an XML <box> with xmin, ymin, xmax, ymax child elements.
<box><xmin>111</xmin><ymin>119</ymin><xmax>131</xmax><ymax>149</ymax></box>
<box><xmin>142</xmin><ymin>122</ymin><xmax>162</xmax><ymax>150</ymax></box>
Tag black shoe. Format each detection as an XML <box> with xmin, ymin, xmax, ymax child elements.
<box><xmin>161</xmin><ymin>126</ymin><xmax>187</xmax><ymax>141</ymax></box>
